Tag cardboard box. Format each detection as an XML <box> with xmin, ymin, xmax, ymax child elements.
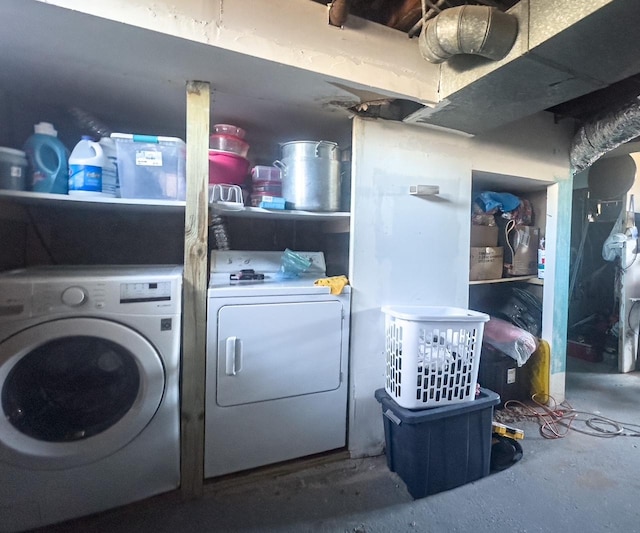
<box><xmin>500</xmin><ymin>225</ymin><xmax>539</xmax><ymax>276</ymax></box>
<box><xmin>470</xmin><ymin>246</ymin><xmax>503</xmax><ymax>281</ymax></box>
<box><xmin>470</xmin><ymin>225</ymin><xmax>499</xmax><ymax>247</ymax></box>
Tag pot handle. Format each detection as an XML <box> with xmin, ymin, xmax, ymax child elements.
<box><xmin>316</xmin><ymin>140</ymin><xmax>338</xmax><ymax>158</ymax></box>
<box><xmin>273</xmin><ymin>159</ymin><xmax>286</xmax><ymax>170</ymax></box>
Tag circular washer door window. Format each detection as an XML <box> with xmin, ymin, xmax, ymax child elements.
<box><xmin>0</xmin><ymin>318</ymin><xmax>165</xmax><ymax>469</ymax></box>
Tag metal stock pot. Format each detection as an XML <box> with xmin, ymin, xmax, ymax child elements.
<box><xmin>274</xmin><ymin>140</ymin><xmax>341</xmax><ymax>212</ymax></box>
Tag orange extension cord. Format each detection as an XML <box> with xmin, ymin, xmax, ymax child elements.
<box><xmin>501</xmin><ymin>394</ymin><xmax>640</xmax><ymax>439</ymax></box>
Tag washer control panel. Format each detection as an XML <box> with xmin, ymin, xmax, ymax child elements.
<box><xmin>0</xmin><ymin>283</ymin><xmax>29</xmax><ymax>318</ymax></box>
<box><xmin>29</xmin><ymin>280</ymin><xmax>176</xmax><ymax>315</ymax></box>
<box><xmin>120</xmin><ymin>281</ymin><xmax>172</xmax><ymax>304</ymax></box>
<box><xmin>32</xmin><ymin>283</ymin><xmax>105</xmax><ymax>315</ymax></box>
<box><xmin>61</xmin><ymin>286</ymin><xmax>87</xmax><ymax>307</ymax></box>
<box><xmin>0</xmin><ymin>267</ymin><xmax>182</xmax><ymax>320</ymax></box>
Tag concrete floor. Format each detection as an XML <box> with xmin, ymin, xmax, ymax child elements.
<box><xmin>44</xmin><ymin>357</ymin><xmax>640</xmax><ymax>533</ymax></box>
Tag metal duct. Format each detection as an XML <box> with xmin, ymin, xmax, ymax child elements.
<box><xmin>419</xmin><ymin>5</ymin><xmax>518</xmax><ymax>65</ymax></box>
<box><xmin>570</xmin><ymin>97</ymin><xmax>640</xmax><ymax>173</ymax></box>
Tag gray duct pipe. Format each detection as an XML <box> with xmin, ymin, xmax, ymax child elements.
<box><xmin>419</xmin><ymin>5</ymin><xmax>518</xmax><ymax>64</ymax></box>
<box><xmin>570</xmin><ymin>97</ymin><xmax>640</xmax><ymax>173</ymax></box>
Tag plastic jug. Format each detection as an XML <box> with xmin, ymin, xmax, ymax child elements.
<box><xmin>68</xmin><ymin>136</ymin><xmax>107</xmax><ymax>196</ymax></box>
<box><xmin>23</xmin><ymin>122</ymin><xmax>69</xmax><ymax>194</ymax></box>
<box><xmin>98</xmin><ymin>137</ymin><xmax>118</xmax><ymax>197</ymax></box>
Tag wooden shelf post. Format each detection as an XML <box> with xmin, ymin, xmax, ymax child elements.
<box><xmin>181</xmin><ymin>80</ymin><xmax>210</xmax><ymax>499</ymax></box>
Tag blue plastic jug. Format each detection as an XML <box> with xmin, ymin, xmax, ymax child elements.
<box><xmin>23</xmin><ymin>122</ymin><xmax>69</xmax><ymax>194</ymax></box>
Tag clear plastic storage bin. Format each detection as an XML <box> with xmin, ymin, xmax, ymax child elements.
<box><xmin>111</xmin><ymin>133</ymin><xmax>186</xmax><ymax>200</ymax></box>
<box><xmin>382</xmin><ymin>305</ymin><xmax>489</xmax><ymax>409</ymax></box>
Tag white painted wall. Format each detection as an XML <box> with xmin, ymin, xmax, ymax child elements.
<box><xmin>348</xmin><ymin>117</ymin><xmax>473</xmax><ymax>457</ymax></box>
<box><xmin>348</xmin><ymin>114</ymin><xmax>572</xmax><ymax>456</ymax></box>
<box><xmin>470</xmin><ymin>113</ymin><xmax>573</xmax><ymax>181</ymax></box>
<box><xmin>38</xmin><ymin>0</ymin><xmax>439</xmax><ymax>105</ymax></box>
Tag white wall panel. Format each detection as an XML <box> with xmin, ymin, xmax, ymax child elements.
<box><xmin>348</xmin><ymin>117</ymin><xmax>472</xmax><ymax>456</ymax></box>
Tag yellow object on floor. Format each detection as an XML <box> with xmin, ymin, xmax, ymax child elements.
<box><xmin>529</xmin><ymin>339</ymin><xmax>551</xmax><ymax>398</ymax></box>
<box><xmin>314</xmin><ymin>275</ymin><xmax>349</xmax><ymax>295</ymax></box>
<box><xmin>492</xmin><ymin>421</ymin><xmax>524</xmax><ymax>440</ymax></box>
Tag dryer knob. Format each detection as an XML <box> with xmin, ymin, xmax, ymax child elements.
<box><xmin>61</xmin><ymin>286</ymin><xmax>87</xmax><ymax>307</ymax></box>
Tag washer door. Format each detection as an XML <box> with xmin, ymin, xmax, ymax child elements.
<box><xmin>0</xmin><ymin>318</ymin><xmax>165</xmax><ymax>469</ymax></box>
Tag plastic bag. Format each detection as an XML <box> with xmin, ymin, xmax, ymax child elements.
<box><xmin>277</xmin><ymin>248</ymin><xmax>312</xmax><ymax>280</ymax></box>
<box><xmin>472</xmin><ymin>201</ymin><xmax>497</xmax><ymax>226</ymax></box>
<box><xmin>482</xmin><ymin>317</ymin><xmax>538</xmax><ymax>367</ymax></box>
<box><xmin>502</xmin><ymin>198</ymin><xmax>534</xmax><ymax>226</ymax></box>
<box><xmin>602</xmin><ymin>232</ymin><xmax>627</xmax><ymax>262</ymax></box>
<box><xmin>475</xmin><ymin>191</ymin><xmax>521</xmax><ymax>214</ymax></box>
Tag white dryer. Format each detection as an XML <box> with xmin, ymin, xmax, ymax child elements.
<box><xmin>0</xmin><ymin>266</ymin><xmax>182</xmax><ymax>532</ymax></box>
<box><xmin>205</xmin><ymin>251</ymin><xmax>351</xmax><ymax>478</ymax></box>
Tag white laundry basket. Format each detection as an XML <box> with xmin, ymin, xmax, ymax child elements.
<box><xmin>382</xmin><ymin>305</ymin><xmax>490</xmax><ymax>409</ymax></box>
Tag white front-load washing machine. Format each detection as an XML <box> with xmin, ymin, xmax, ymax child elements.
<box><xmin>0</xmin><ymin>265</ymin><xmax>182</xmax><ymax>532</ymax></box>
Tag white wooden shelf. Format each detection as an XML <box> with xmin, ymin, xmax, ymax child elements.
<box><xmin>0</xmin><ymin>191</ymin><xmax>351</xmax><ymax>222</ymax></box>
<box><xmin>0</xmin><ymin>190</ymin><xmax>186</xmax><ymax>213</ymax></box>
<box><xmin>469</xmin><ymin>275</ymin><xmax>543</xmax><ymax>286</ymax></box>
<box><xmin>210</xmin><ymin>204</ymin><xmax>350</xmax><ymax>222</ymax></box>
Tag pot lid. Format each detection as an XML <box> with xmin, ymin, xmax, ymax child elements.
<box><xmin>280</xmin><ymin>140</ymin><xmax>338</xmax><ymax>148</ymax></box>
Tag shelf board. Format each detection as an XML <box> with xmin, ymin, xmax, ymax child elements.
<box><xmin>210</xmin><ymin>204</ymin><xmax>350</xmax><ymax>221</ymax></box>
<box><xmin>0</xmin><ymin>191</ymin><xmax>351</xmax><ymax>222</ymax></box>
<box><xmin>0</xmin><ymin>190</ymin><xmax>186</xmax><ymax>213</ymax></box>
<box><xmin>469</xmin><ymin>275</ymin><xmax>542</xmax><ymax>285</ymax></box>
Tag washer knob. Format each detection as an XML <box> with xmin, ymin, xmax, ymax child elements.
<box><xmin>61</xmin><ymin>286</ymin><xmax>87</xmax><ymax>307</ymax></box>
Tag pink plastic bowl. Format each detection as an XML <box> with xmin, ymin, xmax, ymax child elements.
<box><xmin>209</xmin><ymin>134</ymin><xmax>249</xmax><ymax>158</ymax></box>
<box><xmin>208</xmin><ymin>149</ymin><xmax>250</xmax><ymax>185</ymax></box>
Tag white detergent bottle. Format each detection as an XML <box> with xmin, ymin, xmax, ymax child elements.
<box><xmin>68</xmin><ymin>136</ymin><xmax>106</xmax><ymax>196</ymax></box>
<box><xmin>99</xmin><ymin>137</ymin><xmax>118</xmax><ymax>197</ymax></box>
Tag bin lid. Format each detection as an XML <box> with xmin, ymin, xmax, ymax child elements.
<box><xmin>0</xmin><ymin>147</ymin><xmax>26</xmax><ymax>159</ymax></box>
<box><xmin>111</xmin><ymin>132</ymin><xmax>185</xmax><ymax>146</ymax></box>
<box><xmin>375</xmin><ymin>388</ymin><xmax>500</xmax><ymax>424</ymax></box>
<box><xmin>381</xmin><ymin>305</ymin><xmax>489</xmax><ymax>322</ymax></box>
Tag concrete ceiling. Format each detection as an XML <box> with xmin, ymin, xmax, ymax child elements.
<box><xmin>0</xmin><ymin>0</ymin><xmax>358</xmax><ymax>160</ymax></box>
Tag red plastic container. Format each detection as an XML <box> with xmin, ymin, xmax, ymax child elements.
<box><xmin>208</xmin><ymin>150</ymin><xmax>250</xmax><ymax>185</ymax></box>
<box><xmin>567</xmin><ymin>340</ymin><xmax>602</xmax><ymax>363</ymax></box>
